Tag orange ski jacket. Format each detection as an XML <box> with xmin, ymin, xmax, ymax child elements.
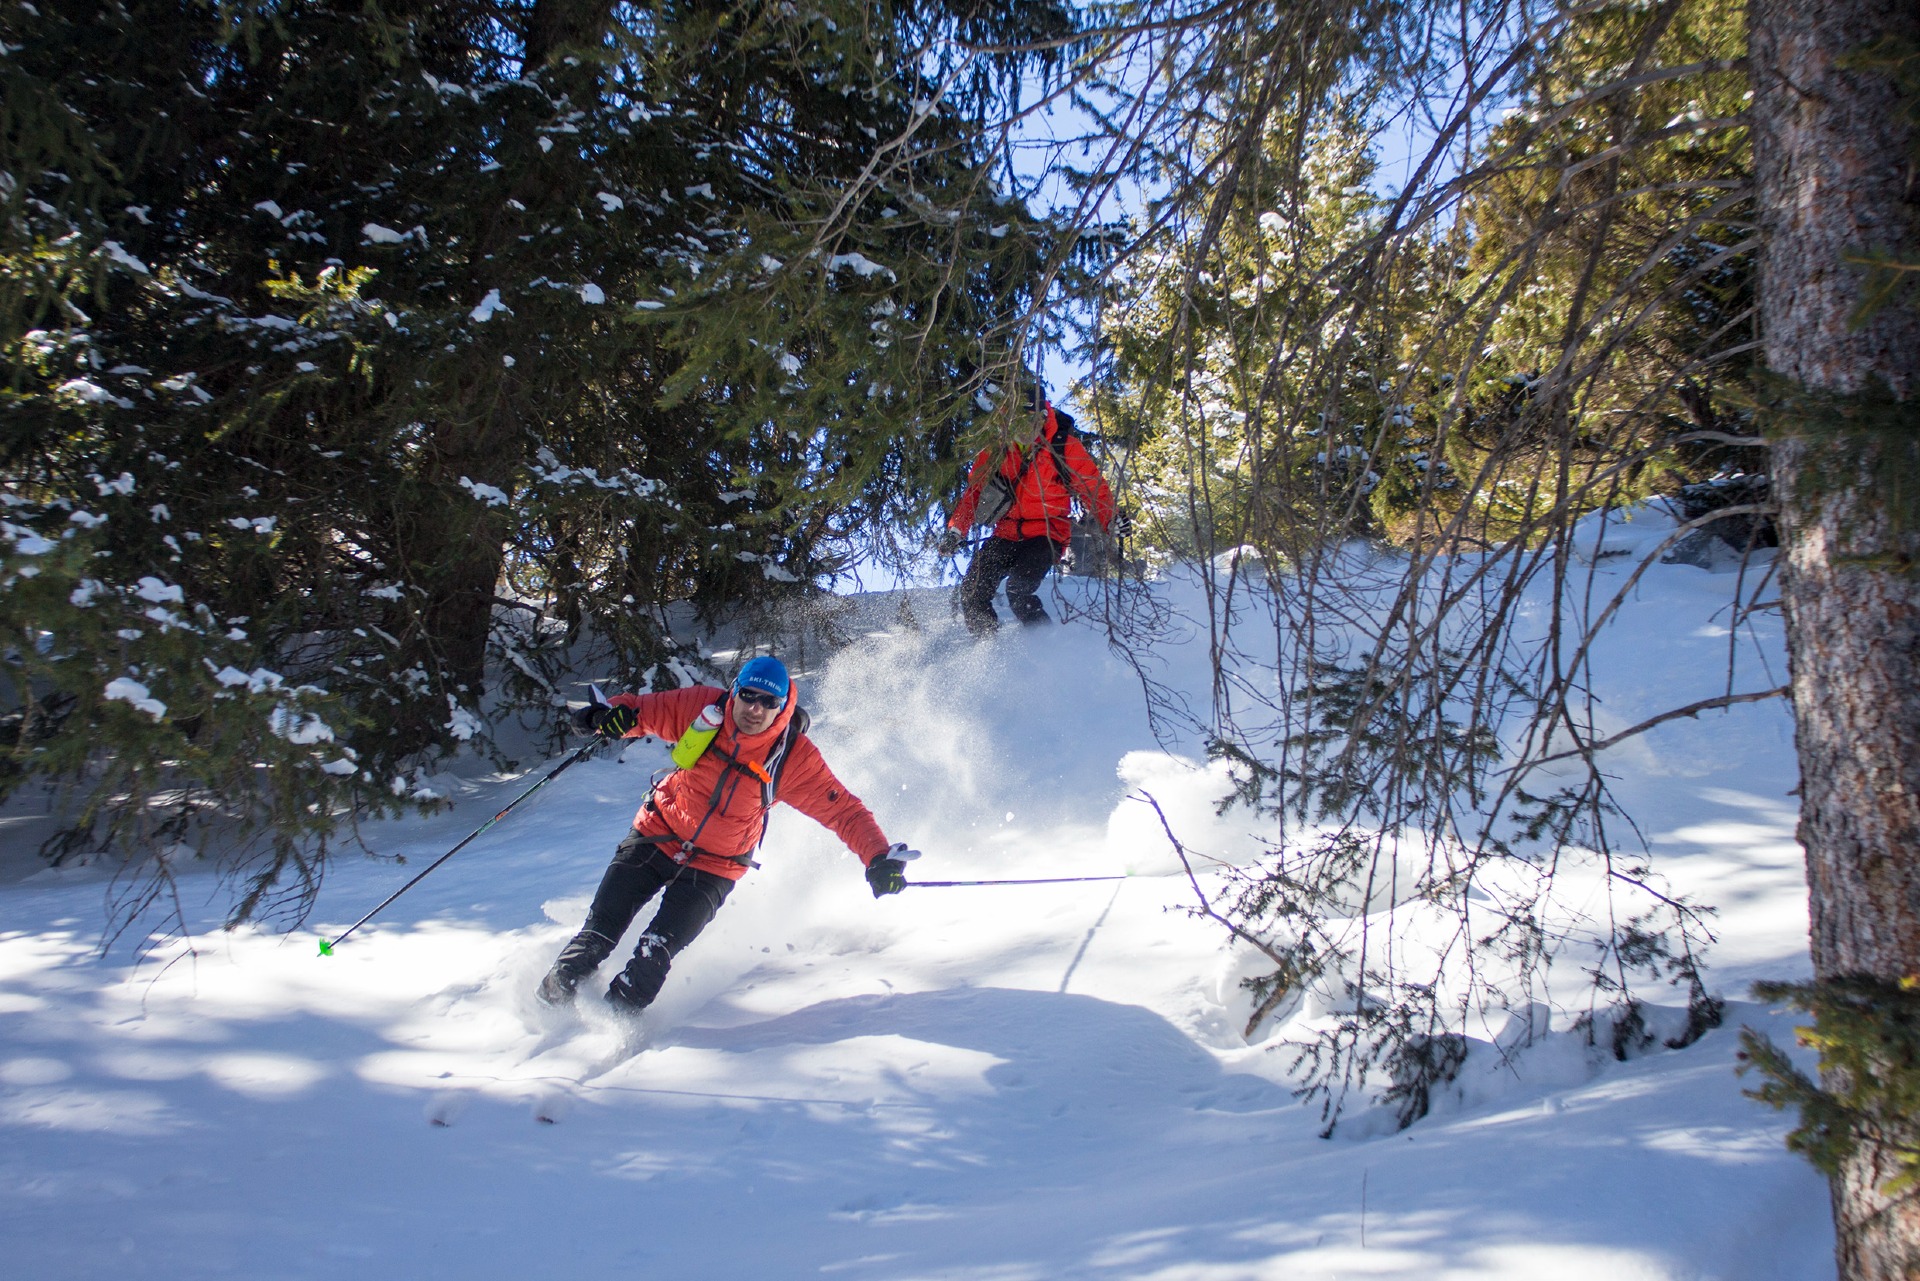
<box><xmin>947</xmin><ymin>404</ymin><xmax>1116</xmax><ymax>545</ymax></box>
<box><xmin>600</xmin><ymin>684</ymin><xmax>890</xmax><ymax>881</ymax></box>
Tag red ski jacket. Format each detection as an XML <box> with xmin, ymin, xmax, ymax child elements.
<box><xmin>947</xmin><ymin>405</ymin><xmax>1117</xmax><ymax>546</ymax></box>
<box><xmin>600</xmin><ymin>684</ymin><xmax>890</xmax><ymax>880</ymax></box>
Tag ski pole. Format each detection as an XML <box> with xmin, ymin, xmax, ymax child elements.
<box><xmin>319</xmin><ymin>736</ymin><xmax>601</xmax><ymax>956</ymax></box>
<box><xmin>905</xmin><ymin>875</ymin><xmax>1129</xmax><ymax>888</ymax></box>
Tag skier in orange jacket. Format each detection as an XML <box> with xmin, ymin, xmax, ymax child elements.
<box><xmin>537</xmin><ymin>655</ymin><xmax>916</xmax><ymax>1011</ymax></box>
<box><xmin>943</xmin><ymin>390</ymin><xmax>1119</xmax><ymax>634</ymax></box>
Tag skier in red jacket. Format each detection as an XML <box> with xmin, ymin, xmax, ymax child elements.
<box><xmin>537</xmin><ymin>655</ymin><xmax>916</xmax><ymax>1012</ymax></box>
<box><xmin>942</xmin><ymin>390</ymin><xmax>1119</xmax><ymax>635</ymax></box>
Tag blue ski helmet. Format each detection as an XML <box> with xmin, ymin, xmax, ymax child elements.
<box><xmin>733</xmin><ymin>655</ymin><xmax>790</xmax><ymax>705</ymax></box>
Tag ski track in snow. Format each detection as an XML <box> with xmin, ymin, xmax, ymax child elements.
<box><xmin>0</xmin><ymin>545</ymin><xmax>1833</xmax><ymax>1279</ymax></box>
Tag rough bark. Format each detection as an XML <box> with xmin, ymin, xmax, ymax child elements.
<box><xmin>409</xmin><ymin>415</ymin><xmax>518</xmax><ymax>699</ymax></box>
<box><xmin>1753</xmin><ymin>0</ymin><xmax>1920</xmax><ymax>1274</ymax></box>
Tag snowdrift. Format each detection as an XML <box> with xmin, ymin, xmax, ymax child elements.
<box><xmin>0</xmin><ymin>535</ymin><xmax>1831</xmax><ymax>1279</ymax></box>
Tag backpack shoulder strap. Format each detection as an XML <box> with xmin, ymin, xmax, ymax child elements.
<box><xmin>742</xmin><ymin>706</ymin><xmax>809</xmax><ymax>850</ymax></box>
<box><xmin>1004</xmin><ymin>434</ymin><xmax>1044</xmax><ymax>489</ymax></box>
<box><xmin>760</xmin><ymin>706</ymin><xmax>808</xmax><ymax>803</ymax></box>
<box><xmin>1044</xmin><ymin>412</ymin><xmax>1091</xmax><ymax>497</ymax></box>
<box><xmin>1002</xmin><ymin>403</ymin><xmax>1058</xmax><ymax>487</ymax></box>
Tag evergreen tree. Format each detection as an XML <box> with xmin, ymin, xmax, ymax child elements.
<box><xmin>1095</xmin><ymin>98</ymin><xmax>1392</xmax><ymax>563</ymax></box>
<box><xmin>1052</xmin><ymin>0</ymin><xmax>1916</xmax><ymax>1265</ymax></box>
<box><xmin>0</xmin><ymin>0</ymin><xmax>1078</xmax><ymax>929</ymax></box>
<box><xmin>1062</xmin><ymin>0</ymin><xmax>1750</xmax><ymax>1129</ymax></box>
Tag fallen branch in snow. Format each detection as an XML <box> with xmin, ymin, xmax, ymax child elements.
<box><xmin>1136</xmin><ymin>789</ymin><xmax>1300</xmax><ymax>1039</ymax></box>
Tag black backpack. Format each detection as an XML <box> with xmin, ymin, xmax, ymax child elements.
<box><xmin>968</xmin><ymin>410</ymin><xmax>1080</xmax><ymax>528</ymax></box>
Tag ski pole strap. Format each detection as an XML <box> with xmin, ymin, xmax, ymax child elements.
<box><xmin>904</xmin><ymin>875</ymin><xmax>1129</xmax><ymax>888</ymax></box>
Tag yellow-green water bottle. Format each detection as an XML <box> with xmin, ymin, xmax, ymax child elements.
<box><xmin>670</xmin><ymin>702</ymin><xmax>726</xmax><ymax>770</ymax></box>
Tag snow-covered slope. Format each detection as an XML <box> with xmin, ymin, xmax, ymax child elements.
<box><xmin>0</xmin><ymin>547</ymin><xmax>1832</xmax><ymax>1279</ymax></box>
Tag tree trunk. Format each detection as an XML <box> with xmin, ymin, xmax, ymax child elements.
<box><xmin>410</xmin><ymin>419</ymin><xmax>517</xmax><ymax>699</ymax></box>
<box><xmin>399</xmin><ymin>0</ymin><xmax>617</xmax><ymax>706</ymax></box>
<box><xmin>1752</xmin><ymin>0</ymin><xmax>1920</xmax><ymax>1275</ymax></box>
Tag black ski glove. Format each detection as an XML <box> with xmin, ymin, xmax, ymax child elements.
<box><xmin>573</xmin><ymin>702</ymin><xmax>638</xmax><ymax>738</ymax></box>
<box><xmin>866</xmin><ymin>858</ymin><xmax>907</xmax><ymax>897</ymax></box>
<box><xmin>865</xmin><ymin>843</ymin><xmax>919</xmax><ymax>897</ymax></box>
<box><xmin>935</xmin><ymin>528</ymin><xmax>964</xmax><ymax>557</ymax></box>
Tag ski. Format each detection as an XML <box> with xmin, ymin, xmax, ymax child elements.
<box><xmin>527</xmin><ymin>1014</ymin><xmax>650</xmax><ymax>1124</ymax></box>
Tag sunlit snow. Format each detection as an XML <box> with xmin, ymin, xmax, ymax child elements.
<box><xmin>0</xmin><ymin>545</ymin><xmax>1830</xmax><ymax>1279</ymax></box>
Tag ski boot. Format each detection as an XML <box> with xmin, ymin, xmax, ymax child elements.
<box><xmin>536</xmin><ymin>928</ymin><xmax>616</xmax><ymax>1007</ymax></box>
<box><xmin>535</xmin><ymin>967</ymin><xmax>579</xmax><ymax>1007</ymax></box>
<box><xmin>604</xmin><ymin>933</ymin><xmax>673</xmax><ymax>1015</ymax></box>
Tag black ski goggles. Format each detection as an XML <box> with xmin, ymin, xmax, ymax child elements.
<box><xmin>733</xmin><ymin>687</ymin><xmax>782</xmax><ymax>710</ymax></box>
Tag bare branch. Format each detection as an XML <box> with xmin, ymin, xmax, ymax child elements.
<box><xmin>1517</xmin><ymin>685</ymin><xmax>1791</xmax><ymax>773</ymax></box>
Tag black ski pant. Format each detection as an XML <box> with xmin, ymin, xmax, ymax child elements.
<box><xmin>551</xmin><ymin>831</ymin><xmax>736</xmax><ymax>1010</ymax></box>
<box><xmin>958</xmin><ymin>535</ymin><xmax>1062</xmax><ymax>634</ymax></box>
